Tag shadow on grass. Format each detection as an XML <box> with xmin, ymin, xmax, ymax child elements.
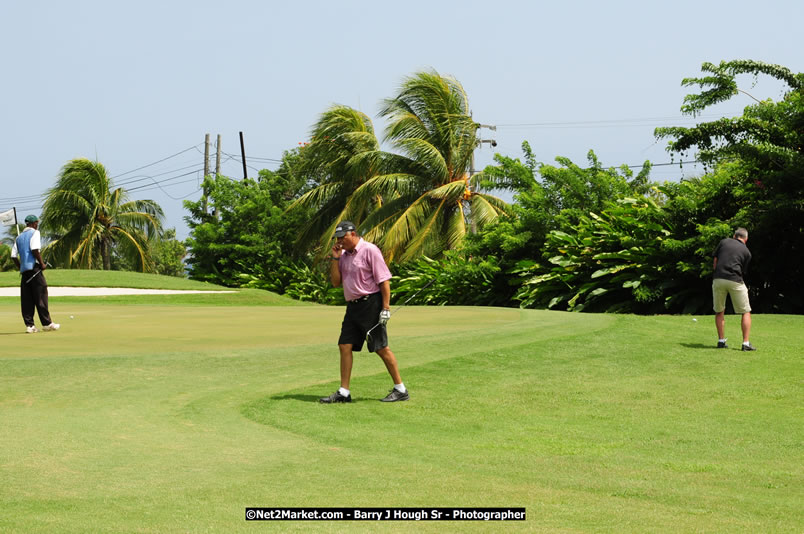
<box><xmin>680</xmin><ymin>343</ymin><xmax>719</xmax><ymax>349</ymax></box>
<box><xmin>270</xmin><ymin>393</ymin><xmax>332</xmax><ymax>403</ymax></box>
<box><xmin>270</xmin><ymin>393</ymin><xmax>370</xmax><ymax>404</ymax></box>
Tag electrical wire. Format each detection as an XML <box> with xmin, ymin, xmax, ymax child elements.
<box><xmin>494</xmin><ymin>113</ymin><xmax>739</xmax><ymax>129</ymax></box>
<box><xmin>111</xmin><ymin>144</ymin><xmax>202</xmax><ymax>179</ymax></box>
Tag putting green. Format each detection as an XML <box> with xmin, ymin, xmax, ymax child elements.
<box><xmin>0</xmin><ymin>303</ymin><xmax>564</xmax><ymax>358</ymax></box>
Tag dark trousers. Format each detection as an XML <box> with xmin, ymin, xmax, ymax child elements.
<box><xmin>21</xmin><ymin>270</ymin><xmax>52</xmax><ymax>327</ymax></box>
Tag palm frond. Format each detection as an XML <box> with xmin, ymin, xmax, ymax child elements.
<box><xmin>399</xmin><ymin>196</ymin><xmax>451</xmax><ymax>263</ymax></box>
<box><xmin>287</xmin><ymin>183</ymin><xmax>347</xmax><ymax>212</ymax></box>
<box><xmin>445</xmin><ymin>202</ymin><xmax>468</xmax><ymax>250</ymax></box>
<box><xmin>393</xmin><ymin>138</ymin><xmax>449</xmax><ymax>183</ymax></box>
<box><xmin>469</xmin><ymin>194</ymin><xmax>507</xmax><ymax>228</ymax></box>
<box><xmin>111</xmin><ymin>226</ymin><xmax>153</xmax><ymax>272</ymax></box>
<box><xmin>427</xmin><ymin>180</ymin><xmax>467</xmax><ymax>201</ymax></box>
<box><xmin>348</xmin><ymin>173</ymin><xmax>422</xmax><ymax>209</ymax></box>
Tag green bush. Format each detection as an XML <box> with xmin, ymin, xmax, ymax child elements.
<box><xmin>391</xmin><ymin>253</ymin><xmax>507</xmax><ymax>306</ymax></box>
<box><xmin>514</xmin><ymin>197</ymin><xmax>709</xmax><ymax>313</ymax></box>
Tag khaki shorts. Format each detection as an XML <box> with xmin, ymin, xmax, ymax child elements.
<box><xmin>712</xmin><ymin>278</ymin><xmax>752</xmax><ymax>314</ymax></box>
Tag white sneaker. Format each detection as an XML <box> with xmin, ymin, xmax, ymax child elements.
<box><xmin>43</xmin><ymin>323</ymin><xmax>60</xmax><ymax>331</ymax></box>
<box><xmin>26</xmin><ymin>325</ymin><xmax>38</xmax><ymax>333</ymax></box>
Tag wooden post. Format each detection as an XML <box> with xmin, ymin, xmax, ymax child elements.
<box><xmin>214</xmin><ymin>135</ymin><xmax>221</xmax><ymax>218</ymax></box>
<box><xmin>239</xmin><ymin>131</ymin><xmax>248</xmax><ymax>180</ymax></box>
<box><xmin>203</xmin><ymin>133</ymin><xmax>210</xmax><ymax>214</ymax></box>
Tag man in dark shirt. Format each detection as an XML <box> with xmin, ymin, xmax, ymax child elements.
<box><xmin>712</xmin><ymin>227</ymin><xmax>755</xmax><ymax>351</ymax></box>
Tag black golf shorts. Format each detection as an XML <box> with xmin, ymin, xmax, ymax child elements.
<box><xmin>338</xmin><ymin>292</ymin><xmax>388</xmax><ymax>352</ymax></box>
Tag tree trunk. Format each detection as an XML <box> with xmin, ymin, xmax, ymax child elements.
<box><xmin>102</xmin><ymin>239</ymin><xmax>111</xmax><ymax>270</ymax></box>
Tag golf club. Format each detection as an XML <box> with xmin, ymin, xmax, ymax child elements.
<box><xmin>25</xmin><ymin>262</ymin><xmax>51</xmax><ymax>284</ymax></box>
<box><xmin>366</xmin><ymin>277</ymin><xmax>437</xmax><ymax>346</ymax></box>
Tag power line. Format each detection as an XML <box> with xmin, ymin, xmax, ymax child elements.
<box><xmin>115</xmin><ymin>163</ymin><xmax>206</xmax><ymax>187</ymax></box>
<box><xmin>126</xmin><ymin>170</ymin><xmax>205</xmax><ymax>199</ymax></box>
<box><xmin>625</xmin><ymin>160</ymin><xmax>700</xmax><ymax>169</ymax></box>
<box><xmin>0</xmin><ymin>192</ymin><xmax>48</xmax><ymax>204</ymax></box>
<box><xmin>495</xmin><ymin>113</ymin><xmax>738</xmax><ymax>129</ymax></box>
<box><xmin>128</xmin><ymin>179</ymin><xmax>203</xmax><ymax>199</ymax></box>
<box><xmin>219</xmin><ymin>151</ymin><xmax>263</xmax><ymax>173</ymax></box>
<box><xmin>111</xmin><ymin>144</ymin><xmax>202</xmax><ymax>179</ymax></box>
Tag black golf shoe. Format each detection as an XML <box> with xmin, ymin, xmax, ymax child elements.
<box><xmin>741</xmin><ymin>343</ymin><xmax>757</xmax><ymax>351</ymax></box>
<box><xmin>716</xmin><ymin>341</ymin><xmax>728</xmax><ymax>349</ymax></box>
<box><xmin>381</xmin><ymin>389</ymin><xmax>410</xmax><ymax>402</ymax></box>
<box><xmin>319</xmin><ymin>391</ymin><xmax>351</xmax><ymax>404</ymax></box>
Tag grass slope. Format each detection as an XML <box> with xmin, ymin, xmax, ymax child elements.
<box><xmin>0</xmin><ymin>289</ymin><xmax>801</xmax><ymax>532</ymax></box>
<box><xmin>0</xmin><ymin>269</ymin><xmax>226</xmax><ymax>290</ymax></box>
<box><xmin>0</xmin><ymin>269</ymin><xmax>302</xmax><ymax>306</ymax></box>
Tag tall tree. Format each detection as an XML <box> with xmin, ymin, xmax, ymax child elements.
<box><xmin>656</xmin><ymin>60</ymin><xmax>804</xmax><ymax>312</ymax></box>
<box><xmin>290</xmin><ymin>71</ymin><xmax>509</xmax><ymax>262</ymax></box>
<box><xmin>42</xmin><ymin>158</ymin><xmax>163</xmax><ymax>271</ymax></box>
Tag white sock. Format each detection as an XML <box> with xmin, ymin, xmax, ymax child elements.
<box><xmin>338</xmin><ymin>387</ymin><xmax>350</xmax><ymax>397</ymax></box>
<box><xmin>719</xmin><ymin>339</ymin><xmax>727</xmax><ymax>343</ymax></box>
<box><xmin>743</xmin><ymin>341</ymin><xmax>750</xmax><ymax>346</ymax></box>
<box><xmin>394</xmin><ymin>383</ymin><xmax>406</xmax><ymax>393</ymax></box>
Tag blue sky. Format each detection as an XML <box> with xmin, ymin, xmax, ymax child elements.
<box><xmin>2</xmin><ymin>0</ymin><xmax>801</xmax><ymax>239</ymax></box>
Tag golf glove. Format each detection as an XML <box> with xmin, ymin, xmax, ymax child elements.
<box><xmin>379</xmin><ymin>309</ymin><xmax>391</xmax><ymax>325</ymax></box>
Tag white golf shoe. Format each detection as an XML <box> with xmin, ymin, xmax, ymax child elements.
<box><xmin>26</xmin><ymin>325</ymin><xmax>38</xmax><ymax>333</ymax></box>
<box><xmin>43</xmin><ymin>323</ymin><xmax>60</xmax><ymax>331</ymax></box>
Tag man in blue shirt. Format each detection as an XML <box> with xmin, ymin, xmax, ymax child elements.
<box><xmin>11</xmin><ymin>215</ymin><xmax>59</xmax><ymax>334</ymax></box>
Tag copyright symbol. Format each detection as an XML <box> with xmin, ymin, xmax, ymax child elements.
<box><xmin>246</xmin><ymin>510</ymin><xmax>256</xmax><ymax>520</ymax></box>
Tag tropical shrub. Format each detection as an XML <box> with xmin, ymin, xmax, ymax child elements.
<box><xmin>390</xmin><ymin>253</ymin><xmax>506</xmax><ymax>307</ymax></box>
<box><xmin>514</xmin><ymin>197</ymin><xmax>709</xmax><ymax>313</ymax></box>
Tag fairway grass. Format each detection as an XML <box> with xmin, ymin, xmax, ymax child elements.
<box><xmin>0</xmin><ymin>294</ymin><xmax>801</xmax><ymax>532</ymax></box>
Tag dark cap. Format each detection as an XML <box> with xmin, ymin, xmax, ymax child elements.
<box><xmin>334</xmin><ymin>221</ymin><xmax>356</xmax><ymax>237</ymax></box>
<box><xmin>24</xmin><ymin>214</ymin><xmax>39</xmax><ymax>223</ymax></box>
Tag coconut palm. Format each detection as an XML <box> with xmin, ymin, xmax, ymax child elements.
<box><xmin>360</xmin><ymin>71</ymin><xmax>508</xmax><ymax>261</ymax></box>
<box><xmin>291</xmin><ymin>71</ymin><xmax>509</xmax><ymax>262</ymax></box>
<box><xmin>289</xmin><ymin>105</ymin><xmax>380</xmax><ymax>249</ymax></box>
<box><xmin>41</xmin><ymin>158</ymin><xmax>163</xmax><ymax>271</ymax></box>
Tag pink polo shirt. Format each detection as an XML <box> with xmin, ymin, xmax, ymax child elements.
<box><xmin>339</xmin><ymin>238</ymin><xmax>392</xmax><ymax>301</ymax></box>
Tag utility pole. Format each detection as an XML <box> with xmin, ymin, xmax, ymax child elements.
<box><xmin>203</xmin><ymin>133</ymin><xmax>210</xmax><ymax>214</ymax></box>
<box><xmin>215</xmin><ymin>134</ymin><xmax>222</xmax><ymax>177</ymax></box>
<box><xmin>214</xmin><ymin>134</ymin><xmax>221</xmax><ymax>219</ymax></box>
<box><xmin>467</xmin><ymin>122</ymin><xmax>497</xmax><ymax>233</ymax></box>
<box><xmin>239</xmin><ymin>131</ymin><xmax>248</xmax><ymax>180</ymax></box>
<box><xmin>472</xmin><ymin>123</ymin><xmax>497</xmax><ymax>176</ymax></box>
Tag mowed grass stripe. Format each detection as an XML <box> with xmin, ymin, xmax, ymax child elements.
<box><xmin>245</xmin><ymin>313</ymin><xmax>802</xmax><ymax>531</ymax></box>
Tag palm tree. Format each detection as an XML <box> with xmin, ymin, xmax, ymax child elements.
<box><xmin>291</xmin><ymin>70</ymin><xmax>509</xmax><ymax>262</ymax></box>
<box><xmin>362</xmin><ymin>71</ymin><xmax>508</xmax><ymax>261</ymax></box>
<box><xmin>41</xmin><ymin>158</ymin><xmax>164</xmax><ymax>271</ymax></box>
<box><xmin>289</xmin><ymin>105</ymin><xmax>380</xmax><ymax>249</ymax></box>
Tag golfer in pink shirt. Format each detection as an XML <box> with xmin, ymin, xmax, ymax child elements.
<box><xmin>320</xmin><ymin>221</ymin><xmax>409</xmax><ymax>403</ymax></box>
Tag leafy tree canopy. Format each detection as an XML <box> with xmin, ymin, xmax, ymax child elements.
<box><xmin>657</xmin><ymin>60</ymin><xmax>804</xmax><ymax>312</ymax></box>
<box><xmin>655</xmin><ymin>60</ymin><xmax>803</xmax><ymax>196</ymax></box>
<box><xmin>184</xmin><ymin>152</ymin><xmax>314</xmax><ymax>288</ymax></box>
